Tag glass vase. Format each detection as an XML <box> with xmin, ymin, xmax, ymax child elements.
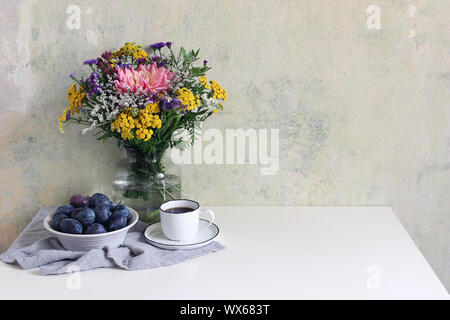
<box><xmin>112</xmin><ymin>147</ymin><xmax>181</xmax><ymax>224</ymax></box>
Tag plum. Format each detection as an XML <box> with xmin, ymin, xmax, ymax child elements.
<box><xmin>84</xmin><ymin>223</ymin><xmax>107</xmax><ymax>234</ymax></box>
<box><xmin>94</xmin><ymin>204</ymin><xmax>111</xmax><ymax>224</ymax></box>
<box><xmin>112</xmin><ymin>207</ymin><xmax>130</xmax><ymax>220</ymax></box>
<box><xmin>60</xmin><ymin>218</ymin><xmax>83</xmax><ymax>234</ymax></box>
<box><xmin>89</xmin><ymin>193</ymin><xmax>110</xmax><ymax>208</ymax></box>
<box><xmin>50</xmin><ymin>213</ymin><xmax>68</xmax><ymax>231</ymax></box>
<box><xmin>70</xmin><ymin>195</ymin><xmax>89</xmax><ymax>208</ymax></box>
<box><xmin>73</xmin><ymin>208</ymin><xmax>96</xmax><ymax>226</ymax></box>
<box><xmin>105</xmin><ymin>213</ymin><xmax>127</xmax><ymax>231</ymax></box>
<box><xmin>111</xmin><ymin>204</ymin><xmax>126</xmax><ymax>212</ymax></box>
<box><xmin>69</xmin><ymin>207</ymin><xmax>84</xmax><ymax>219</ymax></box>
<box><xmin>54</xmin><ymin>204</ymin><xmax>74</xmax><ymax>216</ymax></box>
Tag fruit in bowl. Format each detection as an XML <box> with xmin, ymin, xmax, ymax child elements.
<box><xmin>85</xmin><ymin>223</ymin><xmax>107</xmax><ymax>234</ymax></box>
<box><xmin>44</xmin><ymin>193</ymin><xmax>138</xmax><ymax>251</ymax></box>
<box><xmin>94</xmin><ymin>204</ymin><xmax>112</xmax><ymax>224</ymax></box>
<box><xmin>89</xmin><ymin>193</ymin><xmax>110</xmax><ymax>208</ymax></box>
<box><xmin>60</xmin><ymin>218</ymin><xmax>83</xmax><ymax>234</ymax></box>
<box><xmin>70</xmin><ymin>195</ymin><xmax>89</xmax><ymax>208</ymax></box>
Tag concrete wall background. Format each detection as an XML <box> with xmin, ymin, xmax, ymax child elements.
<box><xmin>0</xmin><ymin>0</ymin><xmax>448</xmax><ymax>289</ymax></box>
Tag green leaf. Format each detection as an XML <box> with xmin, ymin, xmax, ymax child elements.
<box><xmin>181</xmin><ymin>47</ymin><xmax>188</xmax><ymax>61</ymax></box>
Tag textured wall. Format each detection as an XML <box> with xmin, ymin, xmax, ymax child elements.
<box><xmin>0</xmin><ymin>0</ymin><xmax>448</xmax><ymax>289</ymax></box>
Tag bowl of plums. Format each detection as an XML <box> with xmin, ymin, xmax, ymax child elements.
<box><xmin>44</xmin><ymin>193</ymin><xmax>138</xmax><ymax>251</ymax></box>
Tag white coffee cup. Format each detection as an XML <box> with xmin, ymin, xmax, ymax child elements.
<box><xmin>159</xmin><ymin>199</ymin><xmax>215</xmax><ymax>241</ymax></box>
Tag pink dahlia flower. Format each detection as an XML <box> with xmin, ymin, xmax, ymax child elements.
<box><xmin>114</xmin><ymin>62</ymin><xmax>174</xmax><ymax>94</ymax></box>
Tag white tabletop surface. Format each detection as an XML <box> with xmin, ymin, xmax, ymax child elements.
<box><xmin>0</xmin><ymin>206</ymin><xmax>448</xmax><ymax>300</ymax></box>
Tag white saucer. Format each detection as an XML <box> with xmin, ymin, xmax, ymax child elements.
<box><xmin>143</xmin><ymin>219</ymin><xmax>220</xmax><ymax>250</ymax></box>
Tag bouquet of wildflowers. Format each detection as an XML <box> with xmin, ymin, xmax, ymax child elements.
<box><xmin>59</xmin><ymin>42</ymin><xmax>226</xmax><ymax>209</ymax></box>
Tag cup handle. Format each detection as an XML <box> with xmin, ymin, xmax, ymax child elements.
<box><xmin>199</xmin><ymin>209</ymin><xmax>215</xmax><ymax>229</ymax></box>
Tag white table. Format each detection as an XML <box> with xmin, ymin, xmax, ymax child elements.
<box><xmin>0</xmin><ymin>206</ymin><xmax>447</xmax><ymax>300</ymax></box>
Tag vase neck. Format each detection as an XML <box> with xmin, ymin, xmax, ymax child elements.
<box><xmin>124</xmin><ymin>147</ymin><xmax>166</xmax><ymax>179</ymax></box>
<box><xmin>126</xmin><ymin>149</ymin><xmax>159</xmax><ymax>161</ymax></box>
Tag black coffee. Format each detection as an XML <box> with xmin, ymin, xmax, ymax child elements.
<box><xmin>165</xmin><ymin>207</ymin><xmax>194</xmax><ymax>214</ymax></box>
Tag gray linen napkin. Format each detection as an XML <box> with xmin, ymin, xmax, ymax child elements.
<box><xmin>0</xmin><ymin>206</ymin><xmax>225</xmax><ymax>275</ymax></box>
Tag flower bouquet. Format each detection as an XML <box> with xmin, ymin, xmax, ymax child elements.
<box><xmin>59</xmin><ymin>41</ymin><xmax>226</xmax><ymax>222</ymax></box>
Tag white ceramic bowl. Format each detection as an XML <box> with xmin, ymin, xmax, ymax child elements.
<box><xmin>44</xmin><ymin>207</ymin><xmax>138</xmax><ymax>251</ymax></box>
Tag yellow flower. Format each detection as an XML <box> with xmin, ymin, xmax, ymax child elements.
<box><xmin>67</xmin><ymin>83</ymin><xmax>76</xmax><ymax>100</ymax></box>
<box><xmin>210</xmin><ymin>80</ymin><xmax>227</xmax><ymax>101</ymax></box>
<box><xmin>58</xmin><ymin>108</ymin><xmax>68</xmax><ymax>134</ymax></box>
<box><xmin>144</xmin><ymin>102</ymin><xmax>160</xmax><ymax>114</ymax></box>
<box><xmin>177</xmin><ymin>88</ymin><xmax>201</xmax><ymax>110</ymax></box>
<box><xmin>112</xmin><ymin>42</ymin><xmax>148</xmax><ymax>62</ymax></box>
<box><xmin>111</xmin><ymin>108</ymin><xmax>134</xmax><ymax>140</ymax></box>
<box><xmin>212</xmin><ymin>102</ymin><xmax>224</xmax><ymax>115</ymax></box>
<box><xmin>67</xmin><ymin>83</ymin><xmax>85</xmax><ymax>114</ymax></box>
<box><xmin>111</xmin><ymin>104</ymin><xmax>161</xmax><ymax>141</ymax></box>
<box><xmin>199</xmin><ymin>76</ymin><xmax>211</xmax><ymax>89</ymax></box>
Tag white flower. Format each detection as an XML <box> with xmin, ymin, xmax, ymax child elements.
<box><xmin>81</xmin><ymin>121</ymin><xmax>97</xmax><ymax>135</ymax></box>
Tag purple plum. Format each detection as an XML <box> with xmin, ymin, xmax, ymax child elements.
<box><xmin>84</xmin><ymin>223</ymin><xmax>107</xmax><ymax>234</ymax></box>
<box><xmin>70</xmin><ymin>195</ymin><xmax>89</xmax><ymax>208</ymax></box>
<box><xmin>112</xmin><ymin>206</ymin><xmax>130</xmax><ymax>220</ymax></box>
<box><xmin>50</xmin><ymin>213</ymin><xmax>68</xmax><ymax>231</ymax></box>
<box><xmin>54</xmin><ymin>204</ymin><xmax>74</xmax><ymax>216</ymax></box>
<box><xmin>105</xmin><ymin>213</ymin><xmax>127</xmax><ymax>232</ymax></box>
<box><xmin>60</xmin><ymin>218</ymin><xmax>83</xmax><ymax>234</ymax></box>
<box><xmin>73</xmin><ymin>208</ymin><xmax>96</xmax><ymax>226</ymax></box>
<box><xmin>89</xmin><ymin>193</ymin><xmax>110</xmax><ymax>208</ymax></box>
<box><xmin>94</xmin><ymin>204</ymin><xmax>112</xmax><ymax>224</ymax></box>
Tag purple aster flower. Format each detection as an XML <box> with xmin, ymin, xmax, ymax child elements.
<box><xmin>203</xmin><ymin>60</ymin><xmax>208</xmax><ymax>65</ymax></box>
<box><xmin>118</xmin><ymin>63</ymin><xmax>131</xmax><ymax>69</ymax></box>
<box><xmin>150</xmin><ymin>42</ymin><xmax>165</xmax><ymax>50</ymax></box>
<box><xmin>83</xmin><ymin>58</ymin><xmax>98</xmax><ymax>65</ymax></box>
<box><xmin>135</xmin><ymin>57</ymin><xmax>148</xmax><ymax>65</ymax></box>
<box><xmin>171</xmin><ymin>99</ymin><xmax>181</xmax><ymax>109</ymax></box>
<box><xmin>165</xmin><ymin>42</ymin><xmax>172</xmax><ymax>48</ymax></box>
<box><xmin>66</xmin><ymin>110</ymin><xmax>71</xmax><ymax>121</ymax></box>
<box><xmin>101</xmin><ymin>51</ymin><xmax>112</xmax><ymax>60</ymax></box>
<box><xmin>160</xmin><ymin>98</ymin><xmax>181</xmax><ymax>110</ymax></box>
<box><xmin>69</xmin><ymin>72</ymin><xmax>76</xmax><ymax>79</ymax></box>
<box><xmin>147</xmin><ymin>94</ymin><xmax>160</xmax><ymax>103</ymax></box>
<box><xmin>151</xmin><ymin>55</ymin><xmax>162</xmax><ymax>63</ymax></box>
<box><xmin>86</xmin><ymin>71</ymin><xmax>103</xmax><ymax>97</ymax></box>
<box><xmin>160</xmin><ymin>99</ymin><xmax>168</xmax><ymax>110</ymax></box>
